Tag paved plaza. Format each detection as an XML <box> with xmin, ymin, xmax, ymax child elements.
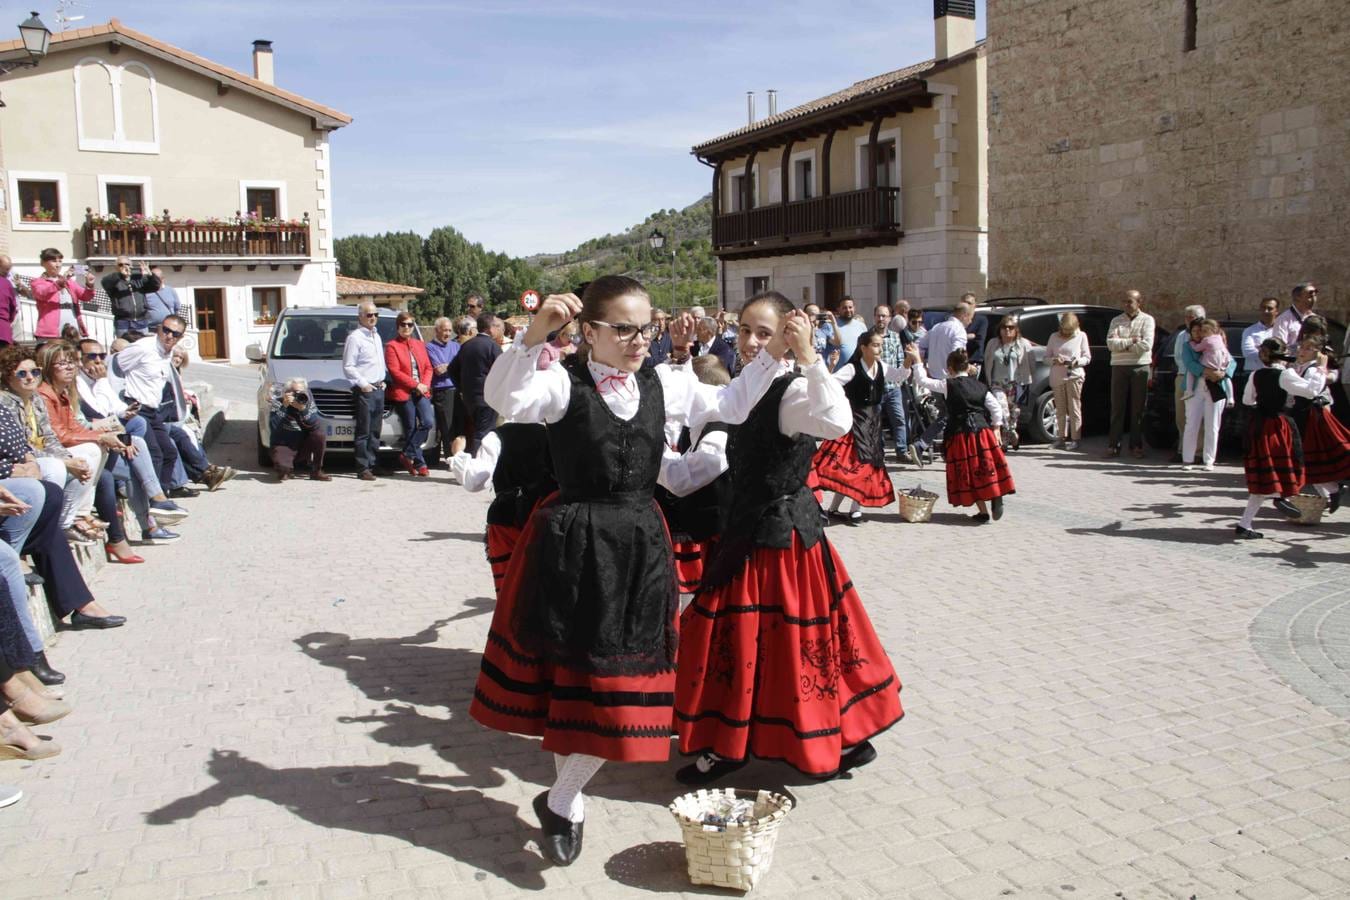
<box><xmin>1</xmin><ymin>385</ymin><xmax>1348</xmax><ymax>899</ymax></box>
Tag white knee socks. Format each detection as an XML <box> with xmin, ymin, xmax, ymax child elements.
<box><xmin>549</xmin><ymin>753</ymin><xmax>605</xmax><ymax>823</ymax></box>
<box><xmin>1239</xmin><ymin>494</ymin><xmax>1268</xmax><ymax>530</ymax></box>
<box><xmin>827</xmin><ymin>494</ymin><xmax>860</xmax><ymax>515</ymax></box>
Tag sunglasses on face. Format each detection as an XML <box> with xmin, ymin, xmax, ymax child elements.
<box><xmin>591</xmin><ymin>321</ymin><xmax>658</xmax><ymax>343</ymax></box>
<box><xmin>398</xmin><ymin>321</ymin><xmax>415</xmax><ymax>328</ymax></box>
<box><xmin>360</xmin><ymin>312</ymin><xmax>377</xmax><ymax>319</ymax></box>
<box><xmin>161</xmin><ymin>327</ymin><xmax>185</xmax><ymax>339</ymax></box>
<box><xmin>14</xmin><ymin>369</ymin><xmax>40</xmax><ymax>380</ymax></box>
<box><xmin>83</xmin><ymin>353</ymin><xmax>108</xmax><ymax>361</ymax></box>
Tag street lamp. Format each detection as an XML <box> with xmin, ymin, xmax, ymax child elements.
<box><xmin>647</xmin><ymin>228</ymin><xmax>676</xmax><ymax>295</ymax></box>
<box><xmin>0</xmin><ymin>12</ymin><xmax>51</xmax><ymax>75</ymax></box>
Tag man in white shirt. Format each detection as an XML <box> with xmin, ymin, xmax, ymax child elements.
<box><xmin>921</xmin><ymin>300</ymin><xmax>975</xmax><ymax>374</ymax></box>
<box><xmin>113</xmin><ymin>316</ymin><xmax>186</xmax><ymax>490</ymax></box>
<box><xmin>830</xmin><ymin>296</ymin><xmax>868</xmax><ymax>371</ymax></box>
<box><xmin>1270</xmin><ymin>282</ymin><xmax>1317</xmax><ymax>349</ymax></box>
<box><xmin>1241</xmin><ymin>297</ymin><xmax>1280</xmax><ymax>372</ymax></box>
<box><xmin>343</xmin><ymin>302</ymin><xmax>387</xmax><ymax>481</ymax></box>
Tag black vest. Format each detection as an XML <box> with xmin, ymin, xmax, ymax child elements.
<box><xmin>944</xmin><ymin>376</ymin><xmax>993</xmax><ymax>436</ymax></box>
<box><xmin>1250</xmin><ymin>368</ymin><xmax>1288</xmax><ymax>419</ymax></box>
<box><xmin>703</xmin><ymin>374</ymin><xmax>823</xmax><ymax>589</ymax></box>
<box><xmin>486</xmin><ymin>423</ymin><xmax>556</xmax><ymax>528</ymax></box>
<box><xmin>844</xmin><ymin>357</ymin><xmax>886</xmax><ymax>409</ymax></box>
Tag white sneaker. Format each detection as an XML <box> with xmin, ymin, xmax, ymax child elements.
<box><xmin>1051</xmin><ymin>440</ymin><xmax>1066</xmax><ymax>450</ymax></box>
<box><xmin>0</xmin><ymin>785</ymin><xmax>21</xmax><ymax>809</ymax></box>
<box><xmin>1064</xmin><ymin>441</ymin><xmax>1079</xmax><ymax>450</ymax></box>
<box><xmin>1202</xmin><ymin>464</ymin><xmax>1214</xmax><ymax>472</ymax></box>
<box><xmin>1181</xmin><ymin>464</ymin><xmax>1195</xmax><ymax>471</ymax></box>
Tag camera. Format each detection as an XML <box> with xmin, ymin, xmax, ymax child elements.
<box><xmin>292</xmin><ymin>391</ymin><xmax>309</xmax><ymax>403</ymax></box>
<box><xmin>815</xmin><ymin>314</ymin><xmax>828</xmax><ymax>324</ymax></box>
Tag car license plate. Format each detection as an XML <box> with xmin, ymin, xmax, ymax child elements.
<box><xmin>327</xmin><ymin>424</ymin><xmax>354</xmax><ymax>437</ymax></box>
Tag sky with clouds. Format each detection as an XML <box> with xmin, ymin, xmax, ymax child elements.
<box><xmin>83</xmin><ymin>0</ymin><xmax>986</xmax><ymax>256</ymax></box>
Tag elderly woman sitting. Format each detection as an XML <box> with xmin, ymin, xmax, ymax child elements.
<box><xmin>269</xmin><ymin>377</ymin><xmax>328</xmax><ymax>482</ymax></box>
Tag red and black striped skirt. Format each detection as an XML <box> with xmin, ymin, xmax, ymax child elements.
<box><xmin>1245</xmin><ymin>415</ymin><xmax>1304</xmax><ymax>497</ymax></box>
<box><xmin>675</xmin><ymin>532</ymin><xmax>903</xmax><ymax>777</ymax></box>
<box><xmin>673</xmin><ymin>539</ymin><xmax>705</xmax><ymax>594</ymax></box>
<box><xmin>485</xmin><ymin>524</ymin><xmax>520</xmax><ymax>600</ymax></box>
<box><xmin>812</xmin><ymin>433</ymin><xmax>896</xmax><ymax>508</ymax></box>
<box><xmin>1302</xmin><ymin>406</ymin><xmax>1350</xmax><ymax>485</ymax></box>
<box><xmin>943</xmin><ymin>428</ymin><xmax>1015</xmax><ymax>507</ymax></box>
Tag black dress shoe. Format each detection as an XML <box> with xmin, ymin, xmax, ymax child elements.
<box><xmin>675</xmin><ymin>753</ymin><xmax>748</xmax><ymax>786</ymax></box>
<box><xmin>532</xmin><ymin>791</ymin><xmax>583</xmax><ymax>866</ymax></box>
<box><xmin>31</xmin><ymin>651</ymin><xmax>65</xmax><ymax>685</ymax></box>
<box><xmin>167</xmin><ymin>486</ymin><xmax>199</xmax><ymax>500</ymax></box>
<box><xmin>1234</xmin><ymin>525</ymin><xmax>1264</xmax><ymax>540</ymax></box>
<box><xmin>1330</xmin><ymin>489</ymin><xmax>1342</xmax><ymax>515</ymax></box>
<box><xmin>809</xmin><ymin>740</ymin><xmax>879</xmax><ymax>781</ymax></box>
<box><xmin>970</xmin><ymin>512</ymin><xmax>991</xmax><ymax>523</ymax></box>
<box><xmin>69</xmin><ymin>610</ymin><xmax>127</xmax><ymax>629</ymax></box>
<box><xmin>1273</xmin><ymin>497</ymin><xmax>1302</xmax><ymax>519</ymax></box>
<box><xmin>991</xmin><ymin>496</ymin><xmax>1005</xmax><ymax>521</ymax></box>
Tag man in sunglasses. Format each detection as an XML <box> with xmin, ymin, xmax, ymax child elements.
<box><xmin>342</xmin><ymin>302</ymin><xmax>388</xmax><ymax>481</ymax></box>
<box><xmin>101</xmin><ymin>256</ymin><xmax>161</xmax><ymax>337</ymax></box>
<box><xmin>113</xmin><ymin>316</ymin><xmax>189</xmax><ymax>491</ymax></box>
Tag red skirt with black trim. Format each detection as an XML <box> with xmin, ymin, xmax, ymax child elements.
<box><xmin>1245</xmin><ymin>416</ymin><xmax>1304</xmax><ymax>497</ymax></box>
<box><xmin>812</xmin><ymin>433</ymin><xmax>895</xmax><ymax>508</ymax></box>
<box><xmin>1302</xmin><ymin>406</ymin><xmax>1350</xmax><ymax>485</ymax></box>
<box><xmin>675</xmin><ymin>532</ymin><xmax>903</xmax><ymax>777</ymax></box>
<box><xmin>673</xmin><ymin>539</ymin><xmax>705</xmax><ymax>594</ymax></box>
<box><xmin>943</xmin><ymin>428</ymin><xmax>1015</xmax><ymax>507</ymax></box>
<box><xmin>485</xmin><ymin>524</ymin><xmax>520</xmax><ymax>600</ymax></box>
<box><xmin>469</xmin><ymin>506</ymin><xmax>677</xmax><ymax>763</ymax></box>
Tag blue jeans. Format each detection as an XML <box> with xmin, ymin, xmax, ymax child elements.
<box><xmin>0</xmin><ymin>478</ymin><xmax>48</xmax><ymax>653</ymax></box>
<box><xmin>352</xmin><ymin>387</ymin><xmax>385</xmax><ymax>472</ymax></box>
<box><xmin>136</xmin><ymin>402</ymin><xmax>181</xmax><ymax>488</ymax></box>
<box><xmin>170</xmin><ymin>423</ymin><xmax>210</xmax><ymax>482</ymax></box>
<box><xmin>880</xmin><ymin>386</ymin><xmax>907</xmax><ymax>453</ymax></box>
<box><xmin>115</xmin><ymin>317</ymin><xmax>150</xmax><ymax>337</ymax></box>
<box><xmin>397</xmin><ymin>394</ymin><xmax>435</xmax><ymax>466</ymax></box>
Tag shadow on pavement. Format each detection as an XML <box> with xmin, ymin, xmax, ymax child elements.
<box><xmin>408</xmin><ymin>531</ymin><xmax>485</xmax><ymax>543</ymax></box>
<box><xmin>144</xmin><ymin>750</ymin><xmax>548</xmax><ymax>889</ymax></box>
<box><xmin>605</xmin><ymin>841</ymin><xmax>735</xmax><ymax>895</ymax></box>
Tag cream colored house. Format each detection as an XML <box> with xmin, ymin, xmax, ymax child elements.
<box><xmin>693</xmin><ymin>2</ymin><xmax>986</xmax><ymax>315</ymax></box>
<box><xmin>0</xmin><ymin>18</ymin><xmax>351</xmax><ymax>362</ymax></box>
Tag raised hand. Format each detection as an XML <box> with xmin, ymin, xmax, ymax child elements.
<box><xmin>668</xmin><ymin>312</ymin><xmax>695</xmax><ymax>349</ymax></box>
<box><xmin>524</xmin><ymin>293</ymin><xmax>582</xmax><ymax>348</ymax></box>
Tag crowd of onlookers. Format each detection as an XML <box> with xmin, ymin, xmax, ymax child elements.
<box><xmin>0</xmin><ymin>248</ymin><xmax>236</xmax><ymax>804</ymax></box>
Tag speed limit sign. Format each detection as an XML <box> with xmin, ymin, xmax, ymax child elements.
<box><xmin>520</xmin><ymin>290</ymin><xmax>541</xmax><ymax>312</ymax></box>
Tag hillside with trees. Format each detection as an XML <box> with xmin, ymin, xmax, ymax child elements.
<box><xmin>334</xmin><ymin>196</ymin><xmax>715</xmax><ymax>321</ymax></box>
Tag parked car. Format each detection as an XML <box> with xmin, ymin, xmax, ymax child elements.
<box><xmin>1143</xmin><ymin>315</ymin><xmax>1347</xmax><ymax>451</ymax></box>
<box><xmin>246</xmin><ymin>306</ymin><xmax>439</xmax><ymax>467</ymax></box>
<box><xmin>965</xmin><ymin>302</ymin><xmax>1169</xmax><ymax>444</ymax></box>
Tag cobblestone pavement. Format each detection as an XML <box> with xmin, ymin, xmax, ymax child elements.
<box><xmin>1</xmin><ymin>407</ymin><xmax>1348</xmax><ymax>900</ymax></box>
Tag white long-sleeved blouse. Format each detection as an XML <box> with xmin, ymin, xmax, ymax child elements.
<box><xmin>909</xmin><ymin>361</ymin><xmax>1004</xmax><ymax>428</ymax></box>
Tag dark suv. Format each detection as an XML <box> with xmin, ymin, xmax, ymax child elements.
<box><xmin>966</xmin><ymin>302</ymin><xmax>1167</xmax><ymax>444</ymax></box>
<box><xmin>1143</xmin><ymin>315</ymin><xmax>1347</xmax><ymax>450</ymax></box>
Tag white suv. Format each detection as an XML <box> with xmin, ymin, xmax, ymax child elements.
<box><xmin>246</xmin><ymin>306</ymin><xmax>439</xmax><ymax>466</ymax></box>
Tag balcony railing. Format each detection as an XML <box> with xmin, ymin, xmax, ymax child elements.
<box><xmin>83</xmin><ymin>209</ymin><xmax>311</xmax><ymax>259</ymax></box>
<box><xmin>713</xmin><ymin>186</ymin><xmax>901</xmax><ymax>252</ymax></box>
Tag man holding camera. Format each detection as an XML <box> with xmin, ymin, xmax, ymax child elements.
<box><xmin>268</xmin><ymin>377</ymin><xmax>328</xmax><ymax>482</ymax></box>
<box><xmin>102</xmin><ymin>257</ymin><xmax>162</xmax><ymax>337</ymax></box>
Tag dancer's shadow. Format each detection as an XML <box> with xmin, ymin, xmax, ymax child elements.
<box><xmin>1065</xmin><ymin>520</ymin><xmax>1232</xmax><ymax>547</ymax></box>
<box><xmin>145</xmin><ymin>750</ymin><xmax>547</xmax><ymax>889</ymax></box>
<box><xmin>1250</xmin><ymin>539</ymin><xmax>1350</xmax><ymax>570</ymax></box>
<box><xmin>295</xmin><ymin>621</ymin><xmax>683</xmax><ymax>805</ymax></box>
<box><xmin>409</xmin><ymin>531</ymin><xmax>485</xmax><ymax>544</ymax></box>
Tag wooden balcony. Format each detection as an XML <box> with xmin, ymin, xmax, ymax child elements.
<box><xmin>83</xmin><ymin>209</ymin><xmax>311</xmax><ymax>260</ymax></box>
<box><xmin>712</xmin><ymin>186</ymin><xmax>901</xmax><ymax>259</ymax></box>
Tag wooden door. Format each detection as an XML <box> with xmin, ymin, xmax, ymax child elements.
<box><xmin>822</xmin><ymin>272</ymin><xmax>847</xmax><ymax>310</ymax></box>
<box><xmin>194</xmin><ymin>288</ymin><xmax>227</xmax><ymax>359</ymax></box>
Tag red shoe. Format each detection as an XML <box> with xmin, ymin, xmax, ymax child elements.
<box><xmin>416</xmin><ymin>466</ymin><xmax>430</xmax><ymax>477</ymax></box>
<box><xmin>104</xmin><ymin>546</ymin><xmax>146</xmax><ymax>565</ymax></box>
<box><xmin>397</xmin><ymin>453</ymin><xmax>418</xmax><ymax>475</ymax></box>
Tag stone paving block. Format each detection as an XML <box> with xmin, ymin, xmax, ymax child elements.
<box><xmin>1238</xmin><ymin>877</ymin><xmax>1322</xmax><ymax>900</ymax></box>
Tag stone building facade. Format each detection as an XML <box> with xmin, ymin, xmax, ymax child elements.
<box><xmin>986</xmin><ymin>0</ymin><xmax>1349</xmax><ymax>326</ymax></box>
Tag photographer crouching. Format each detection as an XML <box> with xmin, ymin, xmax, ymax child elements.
<box><xmin>268</xmin><ymin>378</ymin><xmax>329</xmax><ymax>482</ymax></box>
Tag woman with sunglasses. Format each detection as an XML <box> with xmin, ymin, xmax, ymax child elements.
<box><xmin>0</xmin><ymin>346</ymin><xmax>105</xmax><ymax>544</ymax></box>
<box><xmin>384</xmin><ymin>312</ymin><xmax>435</xmax><ymax>476</ymax></box>
<box><xmin>35</xmin><ymin>343</ymin><xmax>147</xmax><ymax>562</ymax></box>
<box><xmin>470</xmin><ymin>275</ymin><xmax>793</xmax><ymax>866</ymax></box>
<box><xmin>983</xmin><ymin>315</ymin><xmax>1037</xmax><ymax>451</ymax></box>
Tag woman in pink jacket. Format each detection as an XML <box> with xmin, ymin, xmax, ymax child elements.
<box><xmin>29</xmin><ymin>248</ymin><xmax>94</xmax><ymax>340</ymax></box>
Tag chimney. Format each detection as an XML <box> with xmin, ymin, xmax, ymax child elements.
<box><xmin>252</xmin><ymin>39</ymin><xmax>274</xmax><ymax>84</ymax></box>
<box><xmin>746</xmin><ymin>91</ymin><xmax>756</xmax><ymax>126</ymax></box>
<box><xmin>933</xmin><ymin>0</ymin><xmax>976</xmax><ymax>60</ymax></box>
<box><xmin>767</xmin><ymin>89</ymin><xmax>778</xmax><ymax>117</ymax></box>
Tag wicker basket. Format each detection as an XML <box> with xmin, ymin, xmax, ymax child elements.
<box><xmin>670</xmin><ymin>788</ymin><xmax>793</xmax><ymax>891</ymax></box>
<box><xmin>898</xmin><ymin>490</ymin><xmax>938</xmax><ymax>523</ymax></box>
<box><xmin>1289</xmin><ymin>493</ymin><xmax>1328</xmax><ymax>525</ymax></box>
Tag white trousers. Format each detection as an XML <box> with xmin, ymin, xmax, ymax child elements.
<box><xmin>1181</xmin><ymin>390</ymin><xmax>1226</xmax><ymax>466</ymax></box>
<box><xmin>36</xmin><ymin>444</ymin><xmax>106</xmax><ymax>529</ymax></box>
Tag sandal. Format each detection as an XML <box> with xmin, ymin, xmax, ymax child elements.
<box><xmin>64</xmin><ymin>526</ymin><xmax>97</xmax><ymax>546</ymax></box>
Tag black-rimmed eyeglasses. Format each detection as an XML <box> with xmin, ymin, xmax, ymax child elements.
<box><xmin>591</xmin><ymin>321</ymin><xmax>658</xmax><ymax>343</ymax></box>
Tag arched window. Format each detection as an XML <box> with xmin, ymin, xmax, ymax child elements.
<box><xmin>73</xmin><ymin>57</ymin><xmax>161</xmax><ymax>153</ymax></box>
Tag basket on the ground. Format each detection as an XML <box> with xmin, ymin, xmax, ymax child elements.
<box><xmin>669</xmin><ymin>787</ymin><xmax>793</xmax><ymax>891</ymax></box>
<box><xmin>898</xmin><ymin>488</ymin><xmax>939</xmax><ymax>523</ymax></box>
<box><xmin>1290</xmin><ymin>493</ymin><xmax>1327</xmax><ymax>525</ymax></box>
